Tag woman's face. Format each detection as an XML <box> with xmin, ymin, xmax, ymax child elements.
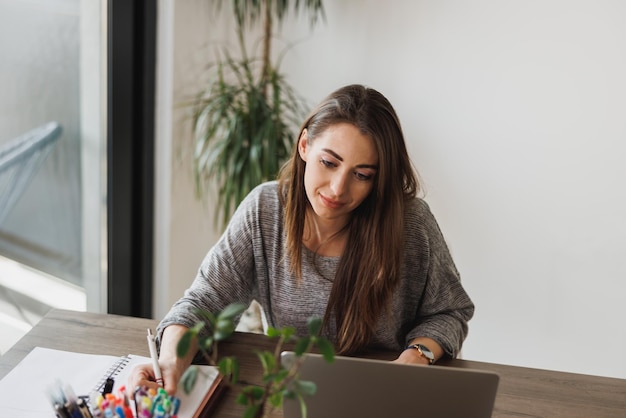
<box><xmin>298</xmin><ymin>123</ymin><xmax>378</xmax><ymax>224</ymax></box>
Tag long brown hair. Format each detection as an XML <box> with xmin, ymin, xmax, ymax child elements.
<box><xmin>278</xmin><ymin>84</ymin><xmax>420</xmax><ymax>354</ymax></box>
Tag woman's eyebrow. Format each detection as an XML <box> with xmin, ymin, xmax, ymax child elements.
<box><xmin>322</xmin><ymin>148</ymin><xmax>343</xmax><ymax>161</ymax></box>
<box><xmin>322</xmin><ymin>148</ymin><xmax>378</xmax><ymax>170</ymax></box>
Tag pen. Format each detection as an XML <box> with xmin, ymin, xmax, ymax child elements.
<box><xmin>76</xmin><ymin>398</ymin><xmax>93</xmax><ymax>418</ymax></box>
<box><xmin>147</xmin><ymin>328</ymin><xmax>164</xmax><ymax>386</ymax></box>
<box><xmin>102</xmin><ymin>377</ymin><xmax>115</xmax><ymax>395</ymax></box>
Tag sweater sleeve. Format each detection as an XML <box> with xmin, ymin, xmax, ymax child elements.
<box><xmin>156</xmin><ymin>185</ymin><xmax>264</xmax><ymax>342</ymax></box>
<box><xmin>404</xmin><ymin>200</ymin><xmax>475</xmax><ymax>358</ymax></box>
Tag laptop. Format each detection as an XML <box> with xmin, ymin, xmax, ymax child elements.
<box><xmin>281</xmin><ymin>351</ymin><xmax>499</xmax><ymax>418</ymax></box>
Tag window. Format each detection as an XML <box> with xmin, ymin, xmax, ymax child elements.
<box><xmin>0</xmin><ymin>0</ymin><xmax>105</xmax><ymax>352</ymax></box>
<box><xmin>0</xmin><ymin>0</ymin><xmax>156</xmax><ymax>355</ymax></box>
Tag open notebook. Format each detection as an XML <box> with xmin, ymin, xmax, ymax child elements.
<box><xmin>0</xmin><ymin>347</ymin><xmax>224</xmax><ymax>418</ymax></box>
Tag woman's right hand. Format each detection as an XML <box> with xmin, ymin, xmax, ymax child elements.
<box><xmin>126</xmin><ymin>324</ymin><xmax>196</xmax><ymax>397</ymax></box>
<box><xmin>127</xmin><ymin>357</ymin><xmax>182</xmax><ymax>396</ymax></box>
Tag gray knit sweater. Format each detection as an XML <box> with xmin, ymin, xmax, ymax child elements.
<box><xmin>158</xmin><ymin>181</ymin><xmax>474</xmax><ymax>358</ymax></box>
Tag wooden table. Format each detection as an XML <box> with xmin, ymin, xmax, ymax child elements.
<box><xmin>1</xmin><ymin>309</ymin><xmax>625</xmax><ymax>417</ymax></box>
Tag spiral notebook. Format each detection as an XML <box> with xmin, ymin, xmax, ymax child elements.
<box><xmin>0</xmin><ymin>347</ymin><xmax>224</xmax><ymax>418</ymax></box>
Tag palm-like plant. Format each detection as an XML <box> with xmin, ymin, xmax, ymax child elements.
<box><xmin>192</xmin><ymin>0</ymin><xmax>325</xmax><ymax>228</ymax></box>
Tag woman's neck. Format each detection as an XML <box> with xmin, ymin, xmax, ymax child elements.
<box><xmin>302</xmin><ymin>211</ymin><xmax>349</xmax><ymax>257</ymax></box>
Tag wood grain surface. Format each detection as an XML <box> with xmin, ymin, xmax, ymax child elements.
<box><xmin>1</xmin><ymin>309</ymin><xmax>624</xmax><ymax>417</ymax></box>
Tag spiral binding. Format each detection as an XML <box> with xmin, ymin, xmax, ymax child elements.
<box><xmin>91</xmin><ymin>355</ymin><xmax>131</xmax><ymax>395</ymax></box>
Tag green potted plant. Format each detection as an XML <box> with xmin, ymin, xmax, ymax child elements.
<box><xmin>177</xmin><ymin>303</ymin><xmax>335</xmax><ymax>418</ymax></box>
<box><xmin>191</xmin><ymin>0</ymin><xmax>325</xmax><ymax>229</ymax></box>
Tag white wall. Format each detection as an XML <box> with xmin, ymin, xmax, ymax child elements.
<box><xmin>157</xmin><ymin>0</ymin><xmax>626</xmax><ymax>379</ymax></box>
<box><xmin>154</xmin><ymin>0</ymin><xmax>223</xmax><ymax>321</ymax></box>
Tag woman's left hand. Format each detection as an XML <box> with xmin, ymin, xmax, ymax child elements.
<box><xmin>392</xmin><ymin>337</ymin><xmax>443</xmax><ymax>365</ymax></box>
<box><xmin>392</xmin><ymin>348</ymin><xmax>431</xmax><ymax>365</ymax></box>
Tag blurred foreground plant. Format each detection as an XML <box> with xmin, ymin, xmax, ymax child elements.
<box><xmin>177</xmin><ymin>303</ymin><xmax>334</xmax><ymax>418</ymax></box>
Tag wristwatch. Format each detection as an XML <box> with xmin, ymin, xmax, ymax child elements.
<box><xmin>406</xmin><ymin>343</ymin><xmax>435</xmax><ymax>365</ymax></box>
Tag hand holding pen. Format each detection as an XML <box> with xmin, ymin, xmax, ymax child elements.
<box><xmin>128</xmin><ymin>324</ymin><xmax>193</xmax><ymax>397</ymax></box>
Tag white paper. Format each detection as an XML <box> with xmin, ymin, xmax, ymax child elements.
<box><xmin>0</xmin><ymin>347</ymin><xmax>220</xmax><ymax>418</ymax></box>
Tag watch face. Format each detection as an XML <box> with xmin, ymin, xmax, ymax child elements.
<box><xmin>417</xmin><ymin>344</ymin><xmax>434</xmax><ymax>359</ymax></box>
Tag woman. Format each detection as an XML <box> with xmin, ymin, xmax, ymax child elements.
<box><xmin>130</xmin><ymin>84</ymin><xmax>474</xmax><ymax>395</ymax></box>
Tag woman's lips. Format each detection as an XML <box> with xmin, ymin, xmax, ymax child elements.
<box><xmin>320</xmin><ymin>194</ymin><xmax>344</xmax><ymax>209</ymax></box>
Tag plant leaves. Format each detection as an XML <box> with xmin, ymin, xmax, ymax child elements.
<box><xmin>190</xmin><ymin>321</ymin><xmax>206</xmax><ymax>334</ymax></box>
<box><xmin>280</xmin><ymin>326</ymin><xmax>296</xmax><ymax>340</ymax></box>
<box><xmin>190</xmin><ymin>55</ymin><xmax>310</xmax><ymax>230</ymax></box>
<box><xmin>194</xmin><ymin>310</ymin><xmax>216</xmax><ymax>328</ymax></box>
<box><xmin>242</xmin><ymin>405</ymin><xmax>260</xmax><ymax>418</ymax></box>
<box><xmin>219</xmin><ymin>302</ymin><xmax>247</xmax><ymax>321</ymax></box>
<box><xmin>256</xmin><ymin>350</ymin><xmax>276</xmax><ymax>374</ymax></box>
<box><xmin>266</xmin><ymin>327</ymin><xmax>281</xmax><ymax>338</ymax></box>
<box><xmin>215</xmin><ymin>327</ymin><xmax>235</xmax><ymax>342</ymax></box>
<box><xmin>219</xmin><ymin>356</ymin><xmax>240</xmax><ymax>384</ymax></box>
<box><xmin>294</xmin><ymin>380</ymin><xmax>317</xmax><ymax>397</ymax></box>
<box><xmin>268</xmin><ymin>391</ymin><xmax>283</xmax><ymax>408</ymax></box>
<box><xmin>216</xmin><ymin>318</ymin><xmax>236</xmax><ymax>335</ymax></box>
<box><xmin>282</xmin><ymin>388</ymin><xmax>296</xmax><ymax>400</ymax></box>
<box><xmin>294</xmin><ymin>336</ymin><xmax>311</xmax><ymax>356</ymax></box>
<box><xmin>306</xmin><ymin>317</ymin><xmax>322</xmax><ymax>336</ymax></box>
<box><xmin>298</xmin><ymin>394</ymin><xmax>309</xmax><ymax>418</ymax></box>
<box><xmin>314</xmin><ymin>337</ymin><xmax>335</xmax><ymax>363</ymax></box>
<box><xmin>199</xmin><ymin>336</ymin><xmax>214</xmax><ymax>352</ymax></box>
<box><xmin>235</xmin><ymin>392</ymin><xmax>248</xmax><ymax>406</ymax></box>
<box><xmin>241</xmin><ymin>385</ymin><xmax>265</xmax><ymax>401</ymax></box>
<box><xmin>180</xmin><ymin>365</ymin><xmax>199</xmax><ymax>395</ymax></box>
